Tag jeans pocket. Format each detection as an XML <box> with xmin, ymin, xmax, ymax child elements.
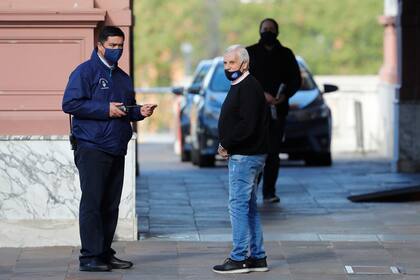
<box><xmin>230</xmin><ymin>155</ymin><xmax>245</xmax><ymax>162</ymax></box>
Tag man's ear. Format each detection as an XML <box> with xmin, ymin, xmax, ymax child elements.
<box><xmin>242</xmin><ymin>61</ymin><xmax>250</xmax><ymax>71</ymax></box>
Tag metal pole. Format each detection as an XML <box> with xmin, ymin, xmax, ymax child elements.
<box><xmin>354</xmin><ymin>100</ymin><xmax>365</xmax><ymax>153</ymax></box>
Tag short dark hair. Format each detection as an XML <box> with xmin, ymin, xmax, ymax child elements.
<box><xmin>259</xmin><ymin>18</ymin><xmax>279</xmax><ymax>34</ymax></box>
<box><xmin>98</xmin><ymin>26</ymin><xmax>125</xmax><ymax>44</ymax></box>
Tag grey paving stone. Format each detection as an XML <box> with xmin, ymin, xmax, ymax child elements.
<box><xmin>0</xmin><ymin>248</ymin><xmax>21</xmax><ymax>266</ymax></box>
<box><xmin>346</xmin><ymin>276</ymin><xmax>404</xmax><ymax>280</ymax></box>
<box><xmin>122</xmin><ymin>276</ymin><xmax>178</xmax><ymax>280</ymax></box>
<box><xmin>11</xmin><ymin>272</ymin><xmax>67</xmax><ymax>280</ymax></box>
<box><xmin>19</xmin><ymin>247</ymin><xmax>73</xmax><ymax>260</ymax></box>
<box><xmin>291</xmin><ymin>275</ymin><xmax>346</xmax><ymax>280</ymax></box>
<box><xmin>65</xmin><ymin>271</ymin><xmax>123</xmax><ymax>280</ymax></box>
<box><xmin>0</xmin><ymin>272</ymin><xmax>13</xmax><ymax>280</ymax></box>
<box><xmin>287</xmin><ymin>262</ymin><xmax>345</xmax><ymax>275</ymax></box>
<box><xmin>236</xmin><ymin>273</ymin><xmax>292</xmax><ymax>280</ymax></box>
<box><xmin>332</xmin><ymin>242</ymin><xmax>384</xmax><ymax>250</ymax></box>
<box><xmin>319</xmin><ymin>234</ymin><xmax>380</xmax><ymax>242</ymax></box>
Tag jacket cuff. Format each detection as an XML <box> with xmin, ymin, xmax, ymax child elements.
<box><xmin>131</xmin><ymin>105</ymin><xmax>145</xmax><ymax>121</ymax></box>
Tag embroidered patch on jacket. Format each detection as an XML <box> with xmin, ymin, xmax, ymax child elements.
<box><xmin>99</xmin><ymin>78</ymin><xmax>109</xmax><ymax>89</ymax></box>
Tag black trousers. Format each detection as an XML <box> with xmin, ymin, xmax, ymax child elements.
<box><xmin>262</xmin><ymin>117</ymin><xmax>285</xmax><ymax>198</ymax></box>
<box><xmin>74</xmin><ymin>147</ymin><xmax>125</xmax><ymax>263</ymax></box>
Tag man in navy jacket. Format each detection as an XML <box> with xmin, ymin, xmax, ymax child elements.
<box><xmin>62</xmin><ymin>26</ymin><xmax>156</xmax><ymax>272</ymax></box>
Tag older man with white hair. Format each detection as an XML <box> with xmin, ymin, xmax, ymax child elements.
<box><xmin>213</xmin><ymin>45</ymin><xmax>269</xmax><ymax>274</ymax></box>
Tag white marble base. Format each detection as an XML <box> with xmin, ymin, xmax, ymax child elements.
<box><xmin>0</xmin><ymin>218</ymin><xmax>137</xmax><ymax>247</ymax></box>
<box><xmin>0</xmin><ymin>135</ymin><xmax>137</xmax><ymax>247</ymax></box>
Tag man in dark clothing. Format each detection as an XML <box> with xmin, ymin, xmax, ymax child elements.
<box><xmin>246</xmin><ymin>18</ymin><xmax>301</xmax><ymax>203</ymax></box>
<box><xmin>213</xmin><ymin>45</ymin><xmax>269</xmax><ymax>274</ymax></box>
<box><xmin>62</xmin><ymin>26</ymin><xmax>157</xmax><ymax>272</ymax></box>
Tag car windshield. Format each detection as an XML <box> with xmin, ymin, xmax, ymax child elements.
<box><xmin>300</xmin><ymin>68</ymin><xmax>316</xmax><ymax>90</ymax></box>
<box><xmin>208</xmin><ymin>62</ymin><xmax>317</xmax><ymax>92</ymax></box>
<box><xmin>209</xmin><ymin>63</ymin><xmax>231</xmax><ymax>92</ymax></box>
<box><xmin>191</xmin><ymin>63</ymin><xmax>211</xmax><ymax>88</ymax></box>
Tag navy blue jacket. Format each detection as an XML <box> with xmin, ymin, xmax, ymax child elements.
<box><xmin>62</xmin><ymin>50</ymin><xmax>144</xmax><ymax>156</ymax></box>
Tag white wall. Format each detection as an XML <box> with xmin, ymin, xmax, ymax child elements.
<box><xmin>316</xmin><ymin>75</ymin><xmax>395</xmax><ymax>157</ymax></box>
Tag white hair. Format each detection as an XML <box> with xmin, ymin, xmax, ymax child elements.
<box><xmin>224</xmin><ymin>44</ymin><xmax>249</xmax><ymax>64</ymax></box>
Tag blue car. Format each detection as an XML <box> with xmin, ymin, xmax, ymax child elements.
<box><xmin>172</xmin><ymin>60</ymin><xmax>212</xmax><ymax>162</ymax></box>
<box><xmin>173</xmin><ymin>57</ymin><xmax>338</xmax><ymax>167</ymax></box>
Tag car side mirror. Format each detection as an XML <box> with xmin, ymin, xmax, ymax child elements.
<box><xmin>171</xmin><ymin>86</ymin><xmax>184</xmax><ymax>96</ymax></box>
<box><xmin>323</xmin><ymin>84</ymin><xmax>338</xmax><ymax>93</ymax></box>
<box><xmin>187</xmin><ymin>85</ymin><xmax>201</xmax><ymax>94</ymax></box>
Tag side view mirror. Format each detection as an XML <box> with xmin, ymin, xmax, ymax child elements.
<box><xmin>323</xmin><ymin>84</ymin><xmax>339</xmax><ymax>93</ymax></box>
<box><xmin>171</xmin><ymin>86</ymin><xmax>184</xmax><ymax>96</ymax></box>
<box><xmin>187</xmin><ymin>85</ymin><xmax>201</xmax><ymax>95</ymax></box>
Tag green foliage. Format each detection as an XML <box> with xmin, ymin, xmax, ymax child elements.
<box><xmin>134</xmin><ymin>0</ymin><xmax>383</xmax><ymax>86</ymax></box>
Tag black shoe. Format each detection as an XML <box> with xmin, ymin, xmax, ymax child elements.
<box><xmin>247</xmin><ymin>256</ymin><xmax>269</xmax><ymax>272</ymax></box>
<box><xmin>108</xmin><ymin>256</ymin><xmax>133</xmax><ymax>269</ymax></box>
<box><xmin>263</xmin><ymin>195</ymin><xmax>280</xmax><ymax>203</ymax></box>
<box><xmin>79</xmin><ymin>258</ymin><xmax>111</xmax><ymax>272</ymax></box>
<box><xmin>212</xmin><ymin>258</ymin><xmax>250</xmax><ymax>274</ymax></box>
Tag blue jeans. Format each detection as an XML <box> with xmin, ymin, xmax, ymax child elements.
<box><xmin>228</xmin><ymin>154</ymin><xmax>267</xmax><ymax>261</ymax></box>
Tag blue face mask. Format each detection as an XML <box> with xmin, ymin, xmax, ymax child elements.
<box><xmin>224</xmin><ymin>62</ymin><xmax>244</xmax><ymax>81</ymax></box>
<box><xmin>104</xmin><ymin>48</ymin><xmax>123</xmax><ymax>65</ymax></box>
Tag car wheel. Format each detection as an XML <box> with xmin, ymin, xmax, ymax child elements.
<box><xmin>197</xmin><ymin>154</ymin><xmax>215</xmax><ymax>167</ymax></box>
<box><xmin>181</xmin><ymin>150</ymin><xmax>191</xmax><ymax>162</ymax></box>
<box><xmin>191</xmin><ymin>148</ymin><xmax>214</xmax><ymax>167</ymax></box>
<box><xmin>305</xmin><ymin>152</ymin><xmax>332</xmax><ymax>166</ymax></box>
<box><xmin>288</xmin><ymin>153</ymin><xmax>301</xmax><ymax>160</ymax></box>
<box><xmin>191</xmin><ymin>147</ymin><xmax>198</xmax><ymax>165</ymax></box>
<box><xmin>191</xmin><ymin>141</ymin><xmax>215</xmax><ymax>167</ymax></box>
<box><xmin>180</xmin><ymin>136</ymin><xmax>191</xmax><ymax>162</ymax></box>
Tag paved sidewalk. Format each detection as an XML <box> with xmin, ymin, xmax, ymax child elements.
<box><xmin>2</xmin><ymin>241</ymin><xmax>420</xmax><ymax>279</ymax></box>
<box><xmin>2</xmin><ymin>143</ymin><xmax>420</xmax><ymax>280</ymax></box>
<box><xmin>138</xmin><ymin>144</ymin><xmax>420</xmax><ymax>243</ymax></box>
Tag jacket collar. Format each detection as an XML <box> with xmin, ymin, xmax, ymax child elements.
<box><xmin>91</xmin><ymin>48</ymin><xmax>119</xmax><ymax>72</ymax></box>
<box><xmin>257</xmin><ymin>39</ymin><xmax>282</xmax><ymax>51</ymax></box>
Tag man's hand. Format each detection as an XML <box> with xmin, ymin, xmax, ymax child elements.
<box><xmin>264</xmin><ymin>92</ymin><xmax>287</xmax><ymax>106</ymax></box>
<box><xmin>110</xmin><ymin>102</ymin><xmax>127</xmax><ymax>118</ymax></box>
<box><xmin>141</xmin><ymin>104</ymin><xmax>158</xmax><ymax>118</ymax></box>
<box><xmin>218</xmin><ymin>145</ymin><xmax>229</xmax><ymax>159</ymax></box>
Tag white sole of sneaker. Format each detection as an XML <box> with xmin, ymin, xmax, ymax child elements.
<box><xmin>212</xmin><ymin>268</ymin><xmax>250</xmax><ymax>274</ymax></box>
<box><xmin>249</xmin><ymin>267</ymin><xmax>269</xmax><ymax>272</ymax></box>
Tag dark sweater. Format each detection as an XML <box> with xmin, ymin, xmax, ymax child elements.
<box><xmin>218</xmin><ymin>74</ymin><xmax>269</xmax><ymax>155</ymax></box>
<box><xmin>246</xmin><ymin>40</ymin><xmax>301</xmax><ymax>117</ymax></box>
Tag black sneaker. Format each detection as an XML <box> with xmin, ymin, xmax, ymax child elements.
<box><xmin>263</xmin><ymin>195</ymin><xmax>280</xmax><ymax>203</ymax></box>
<box><xmin>212</xmin><ymin>258</ymin><xmax>250</xmax><ymax>274</ymax></box>
<box><xmin>247</xmin><ymin>256</ymin><xmax>269</xmax><ymax>272</ymax></box>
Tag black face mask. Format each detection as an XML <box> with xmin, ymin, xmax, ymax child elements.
<box><xmin>260</xmin><ymin>31</ymin><xmax>277</xmax><ymax>46</ymax></box>
<box><xmin>224</xmin><ymin>62</ymin><xmax>244</xmax><ymax>81</ymax></box>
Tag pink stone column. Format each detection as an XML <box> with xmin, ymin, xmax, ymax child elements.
<box><xmin>0</xmin><ymin>0</ymin><xmax>133</xmax><ymax>135</ymax></box>
<box><xmin>378</xmin><ymin>16</ymin><xmax>397</xmax><ymax>84</ymax></box>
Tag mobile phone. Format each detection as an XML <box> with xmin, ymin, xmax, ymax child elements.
<box><xmin>117</xmin><ymin>105</ymin><xmax>141</xmax><ymax>113</ymax></box>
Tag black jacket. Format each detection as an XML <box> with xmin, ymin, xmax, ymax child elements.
<box><xmin>218</xmin><ymin>74</ymin><xmax>269</xmax><ymax>155</ymax></box>
<box><xmin>246</xmin><ymin>40</ymin><xmax>301</xmax><ymax>118</ymax></box>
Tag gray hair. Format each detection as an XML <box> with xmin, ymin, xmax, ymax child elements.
<box><xmin>224</xmin><ymin>44</ymin><xmax>249</xmax><ymax>64</ymax></box>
